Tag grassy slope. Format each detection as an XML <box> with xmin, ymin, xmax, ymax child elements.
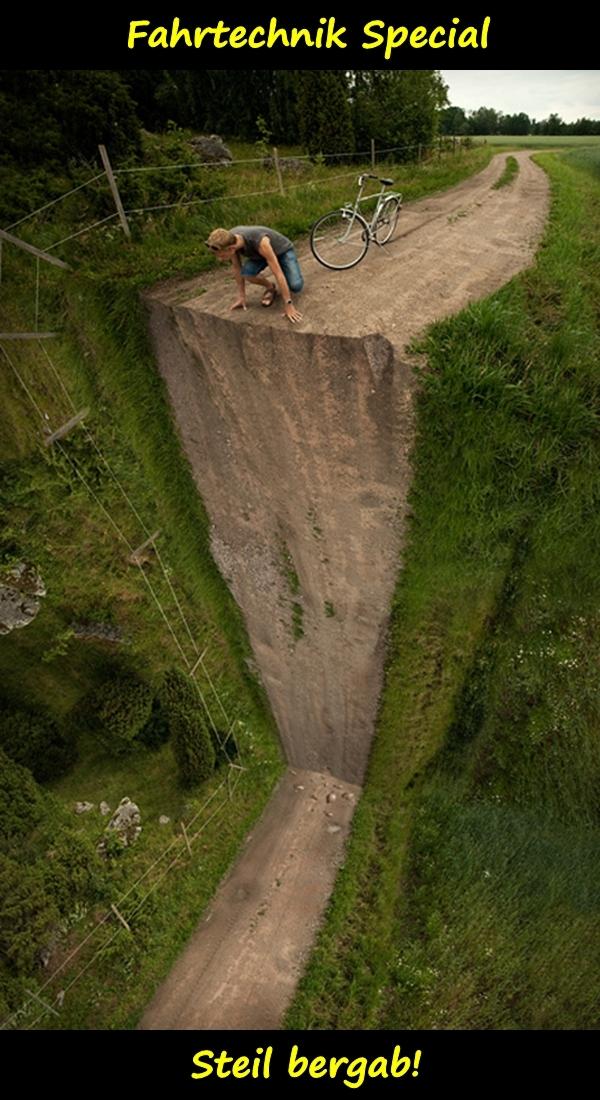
<box><xmin>287</xmin><ymin>149</ymin><xmax>600</xmax><ymax>1029</ymax></box>
<box><xmin>0</xmin><ymin>139</ymin><xmax>495</xmax><ymax>1028</ymax></box>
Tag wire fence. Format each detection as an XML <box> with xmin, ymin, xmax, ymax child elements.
<box><xmin>2</xmin><ymin>136</ymin><xmax>465</xmax><ymax>263</ymax></box>
<box><xmin>0</xmin><ymin>334</ymin><xmax>252</xmax><ymax>1030</ymax></box>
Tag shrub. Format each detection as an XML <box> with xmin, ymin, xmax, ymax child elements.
<box><xmin>159</xmin><ymin>667</ymin><xmax>199</xmax><ymax>713</ymax></box>
<box><xmin>153</xmin><ymin>667</ymin><xmax>237</xmax><ymax>765</ymax></box>
<box><xmin>0</xmin><ymin>854</ymin><xmax>59</xmax><ymax>973</ymax></box>
<box><xmin>42</xmin><ymin>826</ymin><xmax>107</xmax><ymax>916</ymax></box>
<box><xmin>157</xmin><ymin>668</ymin><xmax>215</xmax><ymax>785</ymax></box>
<box><xmin>171</xmin><ymin>706</ymin><xmax>215</xmax><ymax>788</ymax></box>
<box><xmin>0</xmin><ymin>706</ymin><xmax>77</xmax><ymax>782</ymax></box>
<box><xmin>85</xmin><ymin>674</ymin><xmax>154</xmax><ymax>755</ymax></box>
<box><xmin>0</xmin><ymin>749</ymin><xmax>44</xmax><ymax>840</ymax></box>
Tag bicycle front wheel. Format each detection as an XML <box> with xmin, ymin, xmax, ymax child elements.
<box><xmin>310</xmin><ymin>209</ymin><xmax>370</xmax><ymax>270</ymax></box>
<box><xmin>373</xmin><ymin>197</ymin><xmax>401</xmax><ymax>245</ymax></box>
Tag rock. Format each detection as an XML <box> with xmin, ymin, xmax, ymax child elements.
<box><xmin>99</xmin><ymin>801</ymin><xmax>111</xmax><ymax>816</ymax></box>
<box><xmin>71</xmin><ymin>622</ymin><xmax>126</xmax><ymax>645</ymax></box>
<box><xmin>326</xmin><ymin>792</ymin><xmax>337</xmax><ymax>803</ymax></box>
<box><xmin>190</xmin><ymin>134</ymin><xmax>232</xmax><ymax>164</ymax></box>
<box><xmin>103</xmin><ymin>797</ymin><xmax>142</xmax><ymax>848</ymax></box>
<box><xmin>5</xmin><ymin>562</ymin><xmax>46</xmax><ymax>597</ymax></box>
<box><xmin>75</xmin><ymin>801</ymin><xmax>94</xmax><ymax>814</ymax></box>
<box><xmin>159</xmin><ymin>815</ymin><xmax>170</xmax><ymax>825</ymax></box>
<box><xmin>327</xmin><ymin>824</ymin><xmax>342</xmax><ymax>834</ymax></box>
<box><xmin>295</xmin><ymin>784</ymin><xmax>305</xmax><ymax>791</ymax></box>
<box><xmin>0</xmin><ymin>563</ymin><xmax>46</xmax><ymax>635</ymax></box>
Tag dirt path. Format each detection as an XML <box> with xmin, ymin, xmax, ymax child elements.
<box><xmin>140</xmin><ymin>770</ymin><xmax>360</xmax><ymax>1030</ymax></box>
<box><xmin>141</xmin><ymin>151</ymin><xmax>549</xmax><ymax>1028</ymax></box>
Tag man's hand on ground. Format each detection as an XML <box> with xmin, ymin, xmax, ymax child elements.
<box><xmin>284</xmin><ymin>303</ymin><xmax>303</xmax><ymax>324</ymax></box>
<box><xmin>230</xmin><ymin>296</ymin><xmax>247</xmax><ymax>311</ymax></box>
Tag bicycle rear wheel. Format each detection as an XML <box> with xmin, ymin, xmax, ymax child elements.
<box><xmin>310</xmin><ymin>209</ymin><xmax>370</xmax><ymax>270</ymax></box>
<box><xmin>373</xmin><ymin>197</ymin><xmax>401</xmax><ymax>244</ymax></box>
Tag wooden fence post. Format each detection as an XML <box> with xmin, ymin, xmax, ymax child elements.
<box><xmin>272</xmin><ymin>147</ymin><xmax>285</xmax><ymax>197</ymax></box>
<box><xmin>0</xmin><ymin>228</ymin><xmax>70</xmax><ymax>270</ymax></box>
<box><xmin>98</xmin><ymin>144</ymin><xmax>131</xmax><ymax>240</ymax></box>
<box><xmin>44</xmin><ymin>408</ymin><xmax>90</xmax><ymax>447</ymax></box>
<box><xmin>181</xmin><ymin>820</ymin><xmax>193</xmax><ymax>858</ymax></box>
<box><xmin>371</xmin><ymin>138</ymin><xmax>376</xmax><ymax>168</ymax></box>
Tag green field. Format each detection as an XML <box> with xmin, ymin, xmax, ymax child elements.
<box><xmin>473</xmin><ymin>134</ymin><xmax>600</xmax><ymax>148</ymax></box>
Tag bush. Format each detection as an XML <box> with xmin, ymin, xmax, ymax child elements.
<box><xmin>0</xmin><ymin>749</ymin><xmax>44</xmax><ymax>840</ymax></box>
<box><xmin>86</xmin><ymin>674</ymin><xmax>154</xmax><ymax>755</ymax></box>
<box><xmin>156</xmin><ymin>669</ymin><xmax>215</xmax><ymax>785</ymax></box>
<box><xmin>0</xmin><ymin>854</ymin><xmax>59</xmax><ymax>973</ymax></box>
<box><xmin>42</xmin><ymin>826</ymin><xmax>107</xmax><ymax>917</ymax></box>
<box><xmin>171</xmin><ymin>706</ymin><xmax>215</xmax><ymax>788</ymax></box>
<box><xmin>0</xmin><ymin>706</ymin><xmax>77</xmax><ymax>782</ymax></box>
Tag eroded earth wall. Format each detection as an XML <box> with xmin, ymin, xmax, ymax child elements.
<box><xmin>146</xmin><ymin>305</ymin><xmax>415</xmax><ymax>783</ymax></box>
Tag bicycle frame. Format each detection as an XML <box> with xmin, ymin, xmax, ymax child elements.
<box><xmin>339</xmin><ymin>174</ymin><xmax>402</xmax><ymax>243</ymax></box>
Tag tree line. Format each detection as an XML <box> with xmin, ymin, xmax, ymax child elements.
<box><xmin>1</xmin><ymin>71</ymin><xmax>598</xmax><ymax>177</ymax></box>
<box><xmin>0</xmin><ymin>70</ymin><xmax>447</xmax><ymax>168</ymax></box>
<box><xmin>441</xmin><ymin>105</ymin><xmax>600</xmax><ymax>137</ymax></box>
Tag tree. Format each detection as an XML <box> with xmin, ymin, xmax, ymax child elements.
<box><xmin>0</xmin><ymin>70</ymin><xmax>142</xmax><ymax>167</ymax></box>
<box><xmin>500</xmin><ymin>112</ymin><xmax>531</xmax><ymax>136</ymax></box>
<box><xmin>467</xmin><ymin>106</ymin><xmax>501</xmax><ymax>135</ymax></box>
<box><xmin>351</xmin><ymin>71</ymin><xmax>447</xmax><ymax>157</ymax></box>
<box><xmin>297</xmin><ymin>72</ymin><xmax>354</xmax><ymax>159</ymax></box>
<box><xmin>440</xmin><ymin>106</ymin><xmax>468</xmax><ymax>136</ymax></box>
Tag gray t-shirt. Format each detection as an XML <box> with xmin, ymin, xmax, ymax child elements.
<box><xmin>231</xmin><ymin>225</ymin><xmax>293</xmax><ymax>261</ymax></box>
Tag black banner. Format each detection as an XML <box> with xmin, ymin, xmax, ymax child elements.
<box><xmin>3</xmin><ymin>1029</ymin><xmax>593</xmax><ymax>1092</ymax></box>
<box><xmin>0</xmin><ymin>9</ymin><xmax>596</xmax><ymax>68</ymax></box>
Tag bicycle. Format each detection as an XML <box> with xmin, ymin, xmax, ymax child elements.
<box><xmin>310</xmin><ymin>174</ymin><xmax>402</xmax><ymax>270</ymax></box>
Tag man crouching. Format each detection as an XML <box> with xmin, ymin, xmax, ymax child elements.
<box><xmin>206</xmin><ymin>225</ymin><xmax>304</xmax><ymax>324</ymax></box>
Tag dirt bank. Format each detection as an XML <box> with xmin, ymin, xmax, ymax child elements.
<box><xmin>144</xmin><ymin>151</ymin><xmax>549</xmax><ymax>785</ymax></box>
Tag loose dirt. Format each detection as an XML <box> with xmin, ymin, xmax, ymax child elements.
<box><xmin>141</xmin><ymin>151</ymin><xmax>549</xmax><ymax>1028</ymax></box>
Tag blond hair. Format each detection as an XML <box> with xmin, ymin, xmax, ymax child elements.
<box><xmin>206</xmin><ymin>228</ymin><xmax>236</xmax><ymax>250</ymax></box>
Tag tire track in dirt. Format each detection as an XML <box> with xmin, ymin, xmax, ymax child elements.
<box><xmin>140</xmin><ymin>151</ymin><xmax>549</xmax><ymax>1028</ymax></box>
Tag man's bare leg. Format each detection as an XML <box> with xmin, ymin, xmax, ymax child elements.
<box><xmin>245</xmin><ymin>273</ymin><xmax>276</xmax><ymax>303</ymax></box>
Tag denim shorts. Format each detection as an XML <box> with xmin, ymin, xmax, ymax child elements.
<box><xmin>241</xmin><ymin>245</ymin><xmax>304</xmax><ymax>293</ymax></box>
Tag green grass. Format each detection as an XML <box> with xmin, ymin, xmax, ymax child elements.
<box><xmin>473</xmin><ymin>134</ymin><xmax>600</xmax><ymax>148</ymax></box>
<box><xmin>286</xmin><ymin>148</ymin><xmax>600</xmax><ymax>1030</ymax></box>
<box><xmin>492</xmin><ymin>155</ymin><xmax>519</xmax><ymax>190</ymax></box>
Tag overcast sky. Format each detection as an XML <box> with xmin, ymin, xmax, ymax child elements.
<box><xmin>440</xmin><ymin>70</ymin><xmax>600</xmax><ymax>122</ymax></box>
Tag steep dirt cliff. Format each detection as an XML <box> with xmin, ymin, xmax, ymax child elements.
<box><xmin>144</xmin><ymin>306</ymin><xmax>414</xmax><ymax>783</ymax></box>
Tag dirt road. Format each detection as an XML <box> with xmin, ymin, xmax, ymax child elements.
<box><xmin>141</xmin><ymin>151</ymin><xmax>549</xmax><ymax>1028</ymax></box>
<box><xmin>140</xmin><ymin>771</ymin><xmax>359</xmax><ymax>1030</ymax></box>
